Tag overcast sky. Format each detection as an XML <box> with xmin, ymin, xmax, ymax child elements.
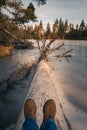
<box><xmin>24</xmin><ymin>0</ymin><xmax>87</xmax><ymax>25</ymax></box>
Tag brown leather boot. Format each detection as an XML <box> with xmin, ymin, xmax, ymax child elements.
<box><xmin>43</xmin><ymin>99</ymin><xmax>56</xmax><ymax>122</ymax></box>
<box><xmin>24</xmin><ymin>99</ymin><xmax>36</xmax><ymax>119</ymax></box>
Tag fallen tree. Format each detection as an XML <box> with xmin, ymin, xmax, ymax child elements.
<box><xmin>14</xmin><ymin>40</ymin><xmax>73</xmax><ymax>130</ymax></box>
<box><xmin>15</xmin><ymin>61</ymin><xmax>69</xmax><ymax>130</ymax></box>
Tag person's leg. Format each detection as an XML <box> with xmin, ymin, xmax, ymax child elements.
<box><xmin>22</xmin><ymin>99</ymin><xmax>39</xmax><ymax>130</ymax></box>
<box><xmin>22</xmin><ymin>118</ymin><xmax>39</xmax><ymax>130</ymax></box>
<box><xmin>40</xmin><ymin>119</ymin><xmax>57</xmax><ymax>130</ymax></box>
<box><xmin>40</xmin><ymin>99</ymin><xmax>57</xmax><ymax>130</ymax></box>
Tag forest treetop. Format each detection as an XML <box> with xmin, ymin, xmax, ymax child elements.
<box><xmin>0</xmin><ymin>0</ymin><xmax>87</xmax><ymax>44</ymax></box>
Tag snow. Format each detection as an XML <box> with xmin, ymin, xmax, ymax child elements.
<box><xmin>0</xmin><ymin>49</ymin><xmax>40</xmax><ymax>130</ymax></box>
<box><xmin>15</xmin><ymin>60</ymin><xmax>69</xmax><ymax>130</ymax></box>
<box><xmin>0</xmin><ymin>49</ymin><xmax>40</xmax><ymax>81</ymax></box>
<box><xmin>15</xmin><ymin>40</ymin><xmax>87</xmax><ymax>130</ymax></box>
<box><xmin>0</xmin><ymin>40</ymin><xmax>87</xmax><ymax>130</ymax></box>
<box><xmin>49</xmin><ymin>40</ymin><xmax>87</xmax><ymax>130</ymax></box>
<box><xmin>51</xmin><ymin>68</ymin><xmax>87</xmax><ymax>130</ymax></box>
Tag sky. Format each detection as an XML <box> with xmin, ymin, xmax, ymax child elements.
<box><xmin>24</xmin><ymin>0</ymin><xmax>87</xmax><ymax>26</ymax></box>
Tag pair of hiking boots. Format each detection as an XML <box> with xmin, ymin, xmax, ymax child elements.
<box><xmin>24</xmin><ymin>99</ymin><xmax>56</xmax><ymax>122</ymax></box>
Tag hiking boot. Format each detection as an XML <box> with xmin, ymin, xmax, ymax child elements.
<box><xmin>43</xmin><ymin>99</ymin><xmax>56</xmax><ymax>122</ymax></box>
<box><xmin>24</xmin><ymin>99</ymin><xmax>36</xmax><ymax>119</ymax></box>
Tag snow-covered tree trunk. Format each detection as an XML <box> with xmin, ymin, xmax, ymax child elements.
<box><xmin>15</xmin><ymin>60</ymin><xmax>69</xmax><ymax>130</ymax></box>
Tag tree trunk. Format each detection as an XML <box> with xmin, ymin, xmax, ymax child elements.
<box><xmin>15</xmin><ymin>61</ymin><xmax>69</xmax><ymax>130</ymax></box>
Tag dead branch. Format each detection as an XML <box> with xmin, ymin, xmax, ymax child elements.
<box><xmin>55</xmin><ymin>49</ymin><xmax>73</xmax><ymax>59</ymax></box>
<box><xmin>46</xmin><ymin>43</ymin><xmax>65</xmax><ymax>57</ymax></box>
<box><xmin>48</xmin><ymin>49</ymin><xmax>73</xmax><ymax>63</ymax></box>
<box><xmin>3</xmin><ymin>28</ymin><xmax>17</xmax><ymax>39</ymax></box>
<box><xmin>0</xmin><ymin>30</ymin><xmax>12</xmax><ymax>44</ymax></box>
<box><xmin>62</xmin><ymin>49</ymin><xmax>73</xmax><ymax>56</ymax></box>
<box><xmin>40</xmin><ymin>40</ymin><xmax>56</xmax><ymax>59</ymax></box>
<box><xmin>55</xmin><ymin>42</ymin><xmax>64</xmax><ymax>50</ymax></box>
<box><xmin>36</xmin><ymin>40</ymin><xmax>41</xmax><ymax>50</ymax></box>
<box><xmin>41</xmin><ymin>39</ymin><xmax>47</xmax><ymax>49</ymax></box>
<box><xmin>45</xmin><ymin>39</ymin><xmax>55</xmax><ymax>49</ymax></box>
<box><xmin>65</xmin><ymin>57</ymin><xmax>70</xmax><ymax>63</ymax></box>
<box><xmin>1</xmin><ymin>28</ymin><xmax>25</xmax><ymax>44</ymax></box>
<box><xmin>47</xmin><ymin>49</ymin><xmax>55</xmax><ymax>56</ymax></box>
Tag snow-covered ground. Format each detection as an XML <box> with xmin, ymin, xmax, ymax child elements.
<box><xmin>0</xmin><ymin>49</ymin><xmax>40</xmax><ymax>81</ymax></box>
<box><xmin>15</xmin><ymin>40</ymin><xmax>87</xmax><ymax>130</ymax></box>
<box><xmin>0</xmin><ymin>40</ymin><xmax>87</xmax><ymax>130</ymax></box>
<box><xmin>0</xmin><ymin>49</ymin><xmax>40</xmax><ymax>130</ymax></box>
<box><xmin>49</xmin><ymin>40</ymin><xmax>87</xmax><ymax>130</ymax></box>
<box><xmin>50</xmin><ymin>61</ymin><xmax>87</xmax><ymax>130</ymax></box>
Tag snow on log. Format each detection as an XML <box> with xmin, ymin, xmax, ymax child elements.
<box><xmin>15</xmin><ymin>60</ymin><xmax>69</xmax><ymax>130</ymax></box>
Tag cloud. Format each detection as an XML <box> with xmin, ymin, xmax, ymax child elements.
<box><xmin>37</xmin><ymin>14</ymin><xmax>48</xmax><ymax>18</ymax></box>
<box><xmin>35</xmin><ymin>0</ymin><xmax>87</xmax><ymax>24</ymax></box>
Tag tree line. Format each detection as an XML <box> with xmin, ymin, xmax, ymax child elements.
<box><xmin>0</xmin><ymin>0</ymin><xmax>87</xmax><ymax>45</ymax></box>
<box><xmin>26</xmin><ymin>19</ymin><xmax>87</xmax><ymax>40</ymax></box>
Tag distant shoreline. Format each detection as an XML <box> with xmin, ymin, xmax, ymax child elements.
<box><xmin>54</xmin><ymin>40</ymin><xmax>87</xmax><ymax>46</ymax></box>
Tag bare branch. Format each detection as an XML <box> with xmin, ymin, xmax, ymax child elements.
<box><xmin>62</xmin><ymin>49</ymin><xmax>73</xmax><ymax>55</ymax></box>
<box><xmin>42</xmin><ymin>39</ymin><xmax>47</xmax><ymax>48</ymax></box>
<box><xmin>38</xmin><ymin>39</ymin><xmax>73</xmax><ymax>63</ymax></box>
<box><xmin>55</xmin><ymin>49</ymin><xmax>73</xmax><ymax>59</ymax></box>
<box><xmin>47</xmin><ymin>49</ymin><xmax>55</xmax><ymax>56</ymax></box>
<box><xmin>45</xmin><ymin>42</ymin><xmax>64</xmax><ymax>57</ymax></box>
<box><xmin>46</xmin><ymin>39</ymin><xmax>55</xmax><ymax>49</ymax></box>
<box><xmin>3</xmin><ymin>28</ymin><xmax>17</xmax><ymax>39</ymax></box>
<box><xmin>36</xmin><ymin>40</ymin><xmax>41</xmax><ymax>50</ymax></box>
<box><xmin>65</xmin><ymin>57</ymin><xmax>70</xmax><ymax>63</ymax></box>
<box><xmin>55</xmin><ymin>42</ymin><xmax>64</xmax><ymax>50</ymax></box>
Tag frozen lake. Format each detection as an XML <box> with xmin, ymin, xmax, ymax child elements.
<box><xmin>0</xmin><ymin>40</ymin><xmax>87</xmax><ymax>130</ymax></box>
<box><xmin>50</xmin><ymin>40</ymin><xmax>87</xmax><ymax>130</ymax></box>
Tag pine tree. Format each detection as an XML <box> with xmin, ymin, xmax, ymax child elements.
<box><xmin>58</xmin><ymin>18</ymin><xmax>65</xmax><ymax>39</ymax></box>
<box><xmin>64</xmin><ymin>19</ymin><xmax>68</xmax><ymax>33</ymax></box>
<box><xmin>76</xmin><ymin>24</ymin><xmax>79</xmax><ymax>31</ymax></box>
<box><xmin>19</xmin><ymin>2</ymin><xmax>37</xmax><ymax>24</ymax></box>
<box><xmin>68</xmin><ymin>23</ymin><xmax>75</xmax><ymax>39</ymax></box>
<box><xmin>79</xmin><ymin>20</ymin><xmax>85</xmax><ymax>31</ymax></box>
<box><xmin>69</xmin><ymin>23</ymin><xmax>74</xmax><ymax>31</ymax></box>
<box><xmin>52</xmin><ymin>19</ymin><xmax>58</xmax><ymax>39</ymax></box>
<box><xmin>0</xmin><ymin>0</ymin><xmax>37</xmax><ymax>43</ymax></box>
<box><xmin>27</xmin><ymin>25</ymin><xmax>33</xmax><ymax>39</ymax></box>
<box><xmin>33</xmin><ymin>24</ymin><xmax>39</xmax><ymax>39</ymax></box>
<box><xmin>38</xmin><ymin>20</ymin><xmax>44</xmax><ymax>39</ymax></box>
<box><xmin>45</xmin><ymin>23</ymin><xmax>51</xmax><ymax>39</ymax></box>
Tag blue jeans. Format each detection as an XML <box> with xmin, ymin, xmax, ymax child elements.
<box><xmin>22</xmin><ymin>118</ymin><xmax>57</xmax><ymax>130</ymax></box>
